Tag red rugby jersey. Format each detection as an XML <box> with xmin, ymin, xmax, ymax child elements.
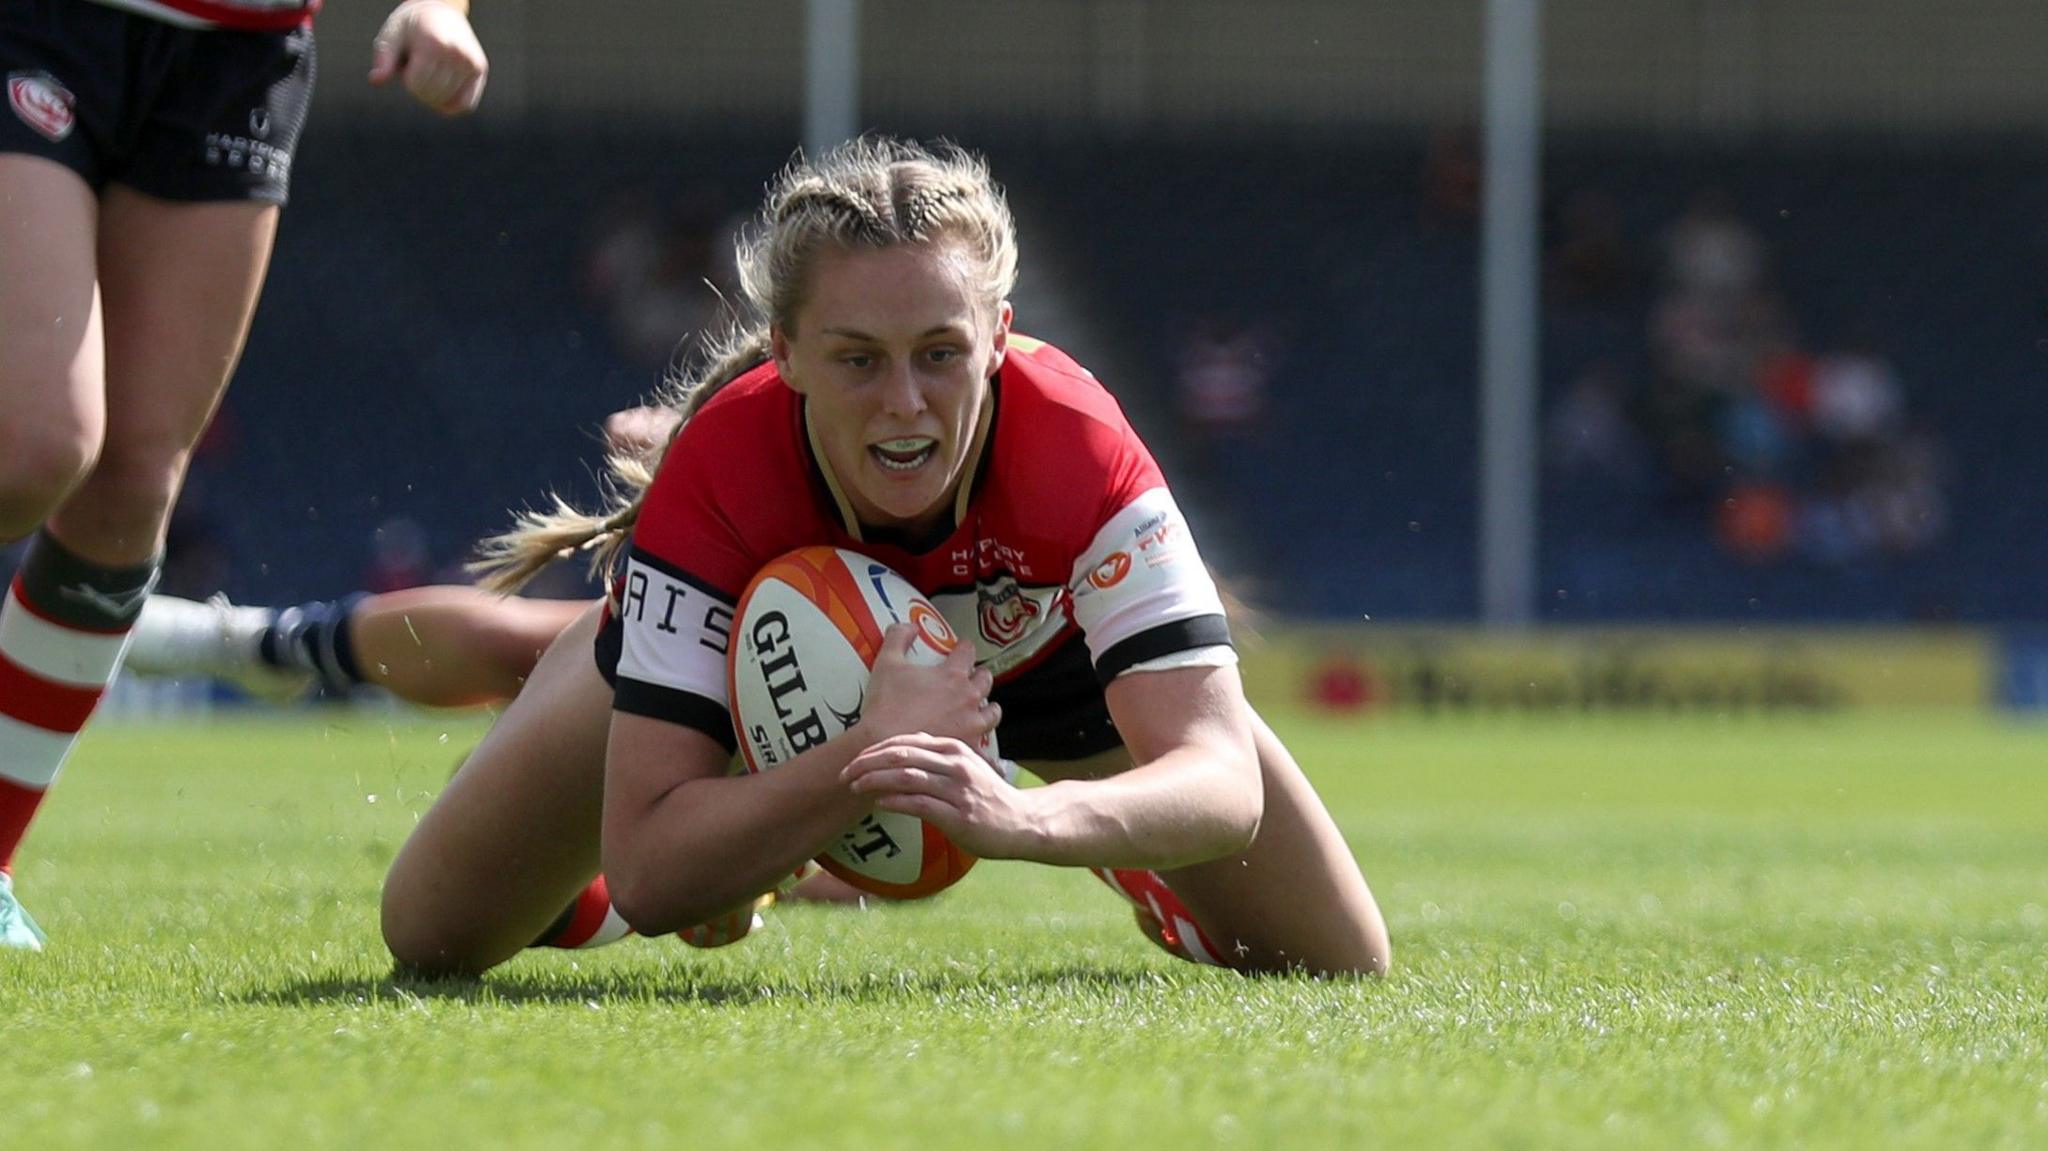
<box><xmin>86</xmin><ymin>0</ymin><xmax>319</xmax><ymax>32</ymax></box>
<box><xmin>606</xmin><ymin>336</ymin><xmax>1233</xmax><ymax>749</ymax></box>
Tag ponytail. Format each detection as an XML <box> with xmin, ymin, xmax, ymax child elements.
<box><xmin>469</xmin><ymin>324</ymin><xmax>772</xmax><ymax>593</ymax></box>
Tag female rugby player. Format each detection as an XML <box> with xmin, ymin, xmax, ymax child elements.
<box><xmin>0</xmin><ymin>0</ymin><xmax>487</xmax><ymax>950</ymax></box>
<box><xmin>375</xmin><ymin>137</ymin><xmax>1390</xmax><ymax>979</ymax></box>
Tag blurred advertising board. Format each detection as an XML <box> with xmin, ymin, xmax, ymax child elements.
<box><xmin>1999</xmin><ymin>631</ymin><xmax>2048</xmax><ymax>712</ymax></box>
<box><xmin>1240</xmin><ymin>627</ymin><xmax>1999</xmax><ymax>715</ymax></box>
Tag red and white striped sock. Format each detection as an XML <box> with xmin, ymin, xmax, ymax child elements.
<box><xmin>1090</xmin><ymin>866</ymin><xmax>1234</xmax><ymax>968</ymax></box>
<box><xmin>531</xmin><ymin>875</ymin><xmax>635</xmax><ymax>950</ymax></box>
<box><xmin>530</xmin><ymin>875</ymin><xmax>769</xmax><ymax>951</ymax></box>
<box><xmin>0</xmin><ymin>531</ymin><xmax>157</xmax><ymax>876</ymax></box>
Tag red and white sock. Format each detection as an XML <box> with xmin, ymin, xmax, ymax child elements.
<box><xmin>531</xmin><ymin>875</ymin><xmax>635</xmax><ymax>950</ymax></box>
<box><xmin>1090</xmin><ymin>867</ymin><xmax>1234</xmax><ymax>968</ymax></box>
<box><xmin>0</xmin><ymin>531</ymin><xmax>157</xmax><ymax>876</ymax></box>
<box><xmin>531</xmin><ymin>874</ymin><xmax>769</xmax><ymax>952</ymax></box>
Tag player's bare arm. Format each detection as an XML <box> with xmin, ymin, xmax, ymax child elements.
<box><xmin>844</xmin><ymin>662</ymin><xmax>1260</xmax><ymax>868</ymax></box>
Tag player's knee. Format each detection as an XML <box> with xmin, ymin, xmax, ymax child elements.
<box><xmin>603</xmin><ymin>872</ymin><xmax>667</xmax><ymax>939</ymax></box>
<box><xmin>0</xmin><ymin>422</ymin><xmax>97</xmax><ymax>541</ymax></box>
<box><xmin>1303</xmin><ymin>909</ymin><xmax>1394</xmax><ymax>978</ymax></box>
<box><xmin>380</xmin><ymin>877</ymin><xmax>483</xmax><ymax>977</ymax></box>
<box><xmin>1237</xmin><ymin>921</ymin><xmax>1393</xmax><ymax>980</ymax></box>
<box><xmin>382</xmin><ymin>912</ymin><xmax>479</xmax><ymax>978</ymax></box>
<box><xmin>379</xmin><ymin>889</ymin><xmax>438</xmax><ymax>972</ymax></box>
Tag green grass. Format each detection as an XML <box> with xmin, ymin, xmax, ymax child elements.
<box><xmin>5</xmin><ymin>710</ymin><xmax>2046</xmax><ymax>1149</ymax></box>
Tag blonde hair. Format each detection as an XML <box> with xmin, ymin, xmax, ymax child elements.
<box><xmin>472</xmin><ymin>136</ymin><xmax>1019</xmax><ymax>592</ymax></box>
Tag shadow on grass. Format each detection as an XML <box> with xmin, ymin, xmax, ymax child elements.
<box><xmin>240</xmin><ymin>962</ymin><xmax>1187</xmax><ymax>1009</ymax></box>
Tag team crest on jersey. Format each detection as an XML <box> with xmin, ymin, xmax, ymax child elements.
<box><xmin>977</xmin><ymin>578</ymin><xmax>1042</xmax><ymax>645</ymax></box>
<box><xmin>8</xmin><ymin>72</ymin><xmax>75</xmax><ymax>143</ymax></box>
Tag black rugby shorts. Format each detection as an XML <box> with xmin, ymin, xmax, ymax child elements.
<box><xmin>0</xmin><ymin>0</ymin><xmax>314</xmax><ymax>203</ymax></box>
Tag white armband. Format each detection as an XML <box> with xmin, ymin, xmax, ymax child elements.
<box><xmin>1117</xmin><ymin>643</ymin><xmax>1238</xmax><ymax>677</ymax></box>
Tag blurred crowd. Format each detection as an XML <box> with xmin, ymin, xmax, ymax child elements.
<box><xmin>6</xmin><ymin>138</ymin><xmax>1959</xmax><ymax>618</ymax></box>
<box><xmin>581</xmin><ymin>184</ymin><xmax>743</xmax><ymax>376</ymax></box>
<box><xmin>1545</xmin><ymin>187</ymin><xmax>1949</xmax><ymax>566</ymax></box>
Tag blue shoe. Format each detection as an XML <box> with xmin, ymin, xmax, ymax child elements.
<box><xmin>0</xmin><ymin>874</ymin><xmax>47</xmax><ymax>951</ymax></box>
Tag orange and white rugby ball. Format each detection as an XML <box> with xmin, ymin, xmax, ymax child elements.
<box><xmin>727</xmin><ymin>546</ymin><xmax>997</xmax><ymax>899</ymax></box>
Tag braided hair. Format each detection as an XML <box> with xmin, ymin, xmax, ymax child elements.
<box><xmin>473</xmin><ymin>136</ymin><xmax>1018</xmax><ymax>592</ymax></box>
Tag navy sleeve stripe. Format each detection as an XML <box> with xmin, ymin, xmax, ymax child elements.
<box><xmin>593</xmin><ymin>608</ymin><xmax>622</xmax><ymax>686</ymax></box>
<box><xmin>613</xmin><ymin>679</ymin><xmax>738</xmax><ymax>752</ymax></box>
<box><xmin>626</xmin><ymin>545</ymin><xmax>739</xmax><ymax>603</ymax></box>
<box><xmin>1094</xmin><ymin>614</ymin><xmax>1233</xmax><ymax>684</ymax></box>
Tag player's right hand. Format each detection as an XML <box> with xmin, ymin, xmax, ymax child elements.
<box><xmin>370</xmin><ymin>0</ymin><xmax>489</xmax><ymax>116</ymax></box>
<box><xmin>856</xmin><ymin>623</ymin><xmax>998</xmax><ymax>748</ymax></box>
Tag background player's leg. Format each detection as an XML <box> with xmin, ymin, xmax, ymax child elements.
<box><xmin>381</xmin><ymin>602</ymin><xmax>613</xmax><ymax>975</ymax></box>
<box><xmin>7</xmin><ymin>188</ymin><xmax>279</xmax><ymax>944</ymax></box>
<box><xmin>45</xmin><ymin>187</ymin><xmax>277</xmax><ymax>565</ymax></box>
<box><xmin>344</xmin><ymin>588</ymin><xmax>589</xmax><ymax>706</ymax></box>
<box><xmin>0</xmin><ymin>155</ymin><xmax>102</xmax><ymax>541</ymax></box>
<box><xmin>1025</xmin><ymin>708</ymin><xmax>1390</xmax><ymax>977</ymax></box>
<box><xmin>0</xmin><ymin>155</ymin><xmax>108</xmax><ymax>946</ymax></box>
<box><xmin>129</xmin><ymin>589</ymin><xmax>592</xmax><ymax>706</ymax></box>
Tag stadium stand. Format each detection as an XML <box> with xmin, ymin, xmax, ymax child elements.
<box><xmin>161</xmin><ymin>129</ymin><xmax>2043</xmax><ymax>624</ymax></box>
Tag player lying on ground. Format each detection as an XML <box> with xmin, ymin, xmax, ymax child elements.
<box><xmin>0</xmin><ymin>0</ymin><xmax>487</xmax><ymax>950</ymax></box>
<box><xmin>372</xmin><ymin>137</ymin><xmax>1391</xmax><ymax>978</ymax></box>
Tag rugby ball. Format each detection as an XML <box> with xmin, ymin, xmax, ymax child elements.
<box><xmin>727</xmin><ymin>546</ymin><xmax>997</xmax><ymax>899</ymax></box>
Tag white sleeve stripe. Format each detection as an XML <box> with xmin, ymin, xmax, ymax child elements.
<box><xmin>1068</xmin><ymin>487</ymin><xmax>1229</xmax><ymax>670</ymax></box>
<box><xmin>1121</xmin><ymin>643</ymin><xmax>1239</xmax><ymax>677</ymax></box>
<box><xmin>615</xmin><ymin>555</ymin><xmax>736</xmax><ymax>709</ymax></box>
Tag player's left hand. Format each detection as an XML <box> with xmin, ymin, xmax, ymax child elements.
<box><xmin>370</xmin><ymin>0</ymin><xmax>489</xmax><ymax>116</ymax></box>
<box><xmin>842</xmin><ymin>733</ymin><xmax>1039</xmax><ymax>860</ymax></box>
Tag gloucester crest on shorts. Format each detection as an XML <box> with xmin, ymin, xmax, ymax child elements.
<box><xmin>7</xmin><ymin>72</ymin><xmax>75</xmax><ymax>143</ymax></box>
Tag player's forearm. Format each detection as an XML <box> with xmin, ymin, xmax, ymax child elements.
<box><xmin>605</xmin><ymin>738</ymin><xmax>871</xmax><ymax>933</ymax></box>
<box><xmin>1022</xmin><ymin>751</ymin><xmax>1263</xmax><ymax>870</ymax></box>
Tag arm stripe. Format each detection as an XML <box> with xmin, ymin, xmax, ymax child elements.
<box><xmin>613</xmin><ymin>679</ymin><xmax>738</xmax><ymax>752</ymax></box>
<box><xmin>625</xmin><ymin>545</ymin><xmax>740</xmax><ymax>603</ymax></box>
<box><xmin>1094</xmin><ymin>614</ymin><xmax>1233</xmax><ymax>685</ymax></box>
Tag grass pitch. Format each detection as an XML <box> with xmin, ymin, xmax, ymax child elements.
<box><xmin>4</xmin><ymin>708</ymin><xmax>2045</xmax><ymax>1149</ymax></box>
